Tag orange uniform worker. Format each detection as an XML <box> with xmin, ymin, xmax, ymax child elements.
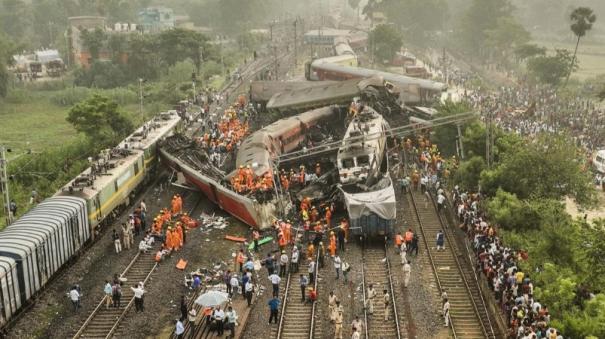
<box><xmin>339</xmin><ymin>218</ymin><xmax>349</xmax><ymax>241</ymax></box>
<box><xmin>395</xmin><ymin>232</ymin><xmax>404</xmax><ymax>249</ymax></box>
<box><xmin>165</xmin><ymin>228</ymin><xmax>174</xmax><ymax>251</ymax></box>
<box><xmin>176</xmin><ymin>223</ymin><xmax>184</xmax><ymax>246</ymax></box>
<box><xmin>278</xmin><ymin>232</ymin><xmax>287</xmax><ymax>252</ymax></box>
<box><xmin>283</xmin><ymin>220</ymin><xmax>291</xmax><ymax>244</ymax></box>
<box><xmin>307</xmin><ymin>243</ymin><xmax>315</xmax><ymax>260</ymax></box>
<box><xmin>236</xmin><ymin>249</ymin><xmax>245</xmax><ymax>272</ymax></box>
<box><xmin>329</xmin><ymin>232</ymin><xmax>337</xmax><ymax>257</ymax></box>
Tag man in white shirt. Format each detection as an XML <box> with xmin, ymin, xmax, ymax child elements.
<box><xmin>213</xmin><ymin>306</ymin><xmax>225</xmax><ymax>336</ymax></box>
<box><xmin>403</xmin><ymin>260</ymin><xmax>411</xmax><ymax>287</ymax></box>
<box><xmin>131</xmin><ymin>284</ymin><xmax>146</xmax><ymax>312</ymax></box>
<box><xmin>230</xmin><ymin>275</ymin><xmax>240</xmax><ymax>298</ymax></box>
<box><xmin>69</xmin><ymin>286</ymin><xmax>80</xmax><ymax>312</ymax></box>
<box><xmin>291</xmin><ymin>247</ymin><xmax>300</xmax><ymax>273</ymax></box>
<box><xmin>351</xmin><ymin>316</ymin><xmax>364</xmax><ymax>337</ymax></box>
<box><xmin>443</xmin><ymin>298</ymin><xmax>451</xmax><ymax>327</ymax></box>
<box><xmin>225</xmin><ymin>306</ymin><xmax>237</xmax><ymax>338</ymax></box>
<box><xmin>269</xmin><ymin>273</ymin><xmax>281</xmax><ymax>297</ymax></box>
<box><xmin>279</xmin><ymin>251</ymin><xmax>289</xmax><ymax>277</ymax></box>
<box><xmin>245</xmin><ymin>280</ymin><xmax>254</xmax><ymax>306</ymax></box>
<box><xmin>333</xmin><ymin>255</ymin><xmax>342</xmax><ymax>280</ymax></box>
<box><xmin>308</xmin><ymin>260</ymin><xmax>316</xmax><ymax>283</ymax></box>
<box><xmin>437</xmin><ymin>193</ymin><xmax>446</xmax><ymax>211</ymax></box>
<box><xmin>175</xmin><ymin>319</ymin><xmax>185</xmax><ymax>339</ymax></box>
<box><xmin>138</xmin><ymin>239</ymin><xmax>152</xmax><ymax>253</ymax></box>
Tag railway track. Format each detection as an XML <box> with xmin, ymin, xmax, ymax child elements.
<box><xmin>73</xmin><ymin>194</ymin><xmax>201</xmax><ymax>339</ymax></box>
<box><xmin>362</xmin><ymin>243</ymin><xmax>403</xmax><ymax>339</ymax></box>
<box><xmin>72</xmin><ymin>246</ymin><xmax>157</xmax><ymax>339</ymax></box>
<box><xmin>271</xmin><ymin>247</ymin><xmax>322</xmax><ymax>339</ymax></box>
<box><xmin>407</xmin><ymin>190</ymin><xmax>496</xmax><ymax>339</ymax></box>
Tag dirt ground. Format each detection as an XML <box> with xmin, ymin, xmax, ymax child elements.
<box><xmin>565</xmin><ymin>189</ymin><xmax>605</xmax><ymax>223</ymax></box>
<box><xmin>6</xmin><ymin>177</ymin><xmax>250</xmax><ymax>339</ymax></box>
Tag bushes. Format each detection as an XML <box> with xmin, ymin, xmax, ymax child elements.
<box><xmin>50</xmin><ymin>87</ymin><xmax>138</xmax><ymax>107</ymax></box>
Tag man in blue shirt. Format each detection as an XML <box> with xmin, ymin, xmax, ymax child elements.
<box><xmin>268</xmin><ymin>297</ymin><xmax>280</xmax><ymax>324</ymax></box>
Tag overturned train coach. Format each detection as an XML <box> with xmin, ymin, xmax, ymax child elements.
<box><xmin>0</xmin><ymin>111</ymin><xmax>182</xmax><ymax>329</ymax></box>
<box><xmin>160</xmin><ymin>106</ymin><xmax>338</xmax><ymax>229</ymax></box>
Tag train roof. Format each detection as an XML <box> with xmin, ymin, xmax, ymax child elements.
<box><xmin>266</xmin><ymin>77</ymin><xmax>383</xmax><ymax>112</ymax></box>
<box><xmin>250</xmin><ymin>81</ymin><xmax>337</xmax><ymax>103</ymax></box>
<box><xmin>311</xmin><ymin>61</ymin><xmax>446</xmax><ymax>92</ymax></box>
<box><xmin>56</xmin><ymin>112</ymin><xmax>181</xmax><ymax>200</ymax></box>
<box><xmin>338</xmin><ymin>108</ymin><xmax>385</xmax><ymax>158</ymax></box>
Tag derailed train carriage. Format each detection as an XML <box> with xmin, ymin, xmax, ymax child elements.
<box><xmin>0</xmin><ymin>111</ymin><xmax>182</xmax><ymax>328</ymax></box>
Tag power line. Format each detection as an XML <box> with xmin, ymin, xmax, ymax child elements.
<box><xmin>278</xmin><ymin>112</ymin><xmax>477</xmax><ymax>163</ymax></box>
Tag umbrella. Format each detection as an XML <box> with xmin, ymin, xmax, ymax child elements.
<box><xmin>195</xmin><ymin>290</ymin><xmax>229</xmax><ymax>307</ymax></box>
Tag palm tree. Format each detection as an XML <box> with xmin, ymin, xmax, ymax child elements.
<box><xmin>565</xmin><ymin>7</ymin><xmax>597</xmax><ymax>86</ymax></box>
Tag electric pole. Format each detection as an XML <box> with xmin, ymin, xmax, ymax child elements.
<box><xmin>0</xmin><ymin>146</ymin><xmax>12</xmax><ymax>226</ymax></box>
<box><xmin>456</xmin><ymin>124</ymin><xmax>465</xmax><ymax>160</ymax></box>
<box><xmin>138</xmin><ymin>78</ymin><xmax>144</xmax><ymax>124</ymax></box>
<box><xmin>485</xmin><ymin>111</ymin><xmax>494</xmax><ymax>168</ymax></box>
<box><xmin>294</xmin><ymin>18</ymin><xmax>298</xmax><ymax>67</ymax></box>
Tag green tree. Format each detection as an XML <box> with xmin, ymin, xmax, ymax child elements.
<box><xmin>479</xmin><ymin>133</ymin><xmax>596</xmax><ymax>205</ymax></box>
<box><xmin>369</xmin><ymin>24</ymin><xmax>403</xmax><ymax>63</ymax></box>
<box><xmin>527</xmin><ymin>49</ymin><xmax>577</xmax><ymax>86</ymax></box>
<box><xmin>81</xmin><ymin>27</ymin><xmax>107</xmax><ymax>61</ymax></box>
<box><xmin>157</xmin><ymin>28</ymin><xmax>208</xmax><ymax>73</ymax></box>
<box><xmin>484</xmin><ymin>16</ymin><xmax>530</xmax><ymax>61</ymax></box>
<box><xmin>0</xmin><ymin>33</ymin><xmax>17</xmax><ymax>97</ymax></box>
<box><xmin>514</xmin><ymin>44</ymin><xmax>546</xmax><ymax>63</ymax></box>
<box><xmin>0</xmin><ymin>0</ymin><xmax>30</xmax><ymax>40</ymax></box>
<box><xmin>565</xmin><ymin>7</ymin><xmax>597</xmax><ymax>86</ymax></box>
<box><xmin>453</xmin><ymin>156</ymin><xmax>486</xmax><ymax>191</ymax></box>
<box><xmin>431</xmin><ymin>100</ymin><xmax>475</xmax><ymax>156</ymax></box>
<box><xmin>373</xmin><ymin>0</ymin><xmax>448</xmax><ymax>46</ymax></box>
<box><xmin>456</xmin><ymin>0</ymin><xmax>513</xmax><ymax>59</ymax></box>
<box><xmin>486</xmin><ymin>189</ymin><xmax>538</xmax><ymax>231</ymax></box>
<box><xmin>66</xmin><ymin>94</ymin><xmax>134</xmax><ymax>145</ymax></box>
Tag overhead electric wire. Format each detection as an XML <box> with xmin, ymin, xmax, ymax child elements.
<box><xmin>277</xmin><ymin>112</ymin><xmax>477</xmax><ymax>163</ymax></box>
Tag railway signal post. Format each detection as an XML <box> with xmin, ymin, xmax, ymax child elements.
<box><xmin>0</xmin><ymin>146</ymin><xmax>12</xmax><ymax>225</ymax></box>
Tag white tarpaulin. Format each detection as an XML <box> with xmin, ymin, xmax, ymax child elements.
<box><xmin>339</xmin><ymin>177</ymin><xmax>396</xmax><ymax>220</ymax></box>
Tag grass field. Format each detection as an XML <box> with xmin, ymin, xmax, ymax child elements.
<box><xmin>0</xmin><ymin>92</ymin><xmax>164</xmax><ymax>153</ymax></box>
<box><xmin>0</xmin><ymin>95</ymin><xmax>77</xmax><ymax>152</ymax></box>
<box><xmin>534</xmin><ymin>39</ymin><xmax>605</xmax><ymax>81</ymax></box>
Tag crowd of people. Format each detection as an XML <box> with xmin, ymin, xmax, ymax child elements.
<box><xmin>451</xmin><ymin>187</ymin><xmax>563</xmax><ymax>339</ymax></box>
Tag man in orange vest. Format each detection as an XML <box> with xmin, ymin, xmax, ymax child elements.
<box><xmin>284</xmin><ymin>220</ymin><xmax>292</xmax><ymax>244</ymax></box>
<box><xmin>278</xmin><ymin>232</ymin><xmax>287</xmax><ymax>252</ymax></box>
<box><xmin>329</xmin><ymin>231</ymin><xmax>337</xmax><ymax>257</ymax></box>
<box><xmin>236</xmin><ymin>249</ymin><xmax>245</xmax><ymax>272</ymax></box>
<box><xmin>395</xmin><ymin>232</ymin><xmax>404</xmax><ymax>252</ymax></box>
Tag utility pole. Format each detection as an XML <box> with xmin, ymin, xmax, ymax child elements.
<box><xmin>456</xmin><ymin>124</ymin><xmax>465</xmax><ymax>160</ymax></box>
<box><xmin>269</xmin><ymin>21</ymin><xmax>274</xmax><ymax>42</ymax></box>
<box><xmin>191</xmin><ymin>71</ymin><xmax>197</xmax><ymax>104</ymax></box>
<box><xmin>294</xmin><ymin>18</ymin><xmax>298</xmax><ymax>67</ymax></box>
<box><xmin>0</xmin><ymin>146</ymin><xmax>12</xmax><ymax>226</ymax></box>
<box><xmin>485</xmin><ymin>111</ymin><xmax>494</xmax><ymax>168</ymax></box>
<box><xmin>138</xmin><ymin>78</ymin><xmax>144</xmax><ymax>124</ymax></box>
<box><xmin>439</xmin><ymin>47</ymin><xmax>450</xmax><ymax>85</ymax></box>
<box><xmin>273</xmin><ymin>45</ymin><xmax>279</xmax><ymax>80</ymax></box>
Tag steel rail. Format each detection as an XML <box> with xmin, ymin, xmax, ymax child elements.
<box><xmin>407</xmin><ymin>191</ymin><xmax>458</xmax><ymax>339</ymax></box>
<box><xmin>435</xmin><ymin>196</ymin><xmax>497</xmax><ymax>339</ymax></box>
<box><xmin>383</xmin><ymin>240</ymin><xmax>402</xmax><ymax>339</ymax></box>
<box><xmin>360</xmin><ymin>243</ymin><xmax>370</xmax><ymax>339</ymax></box>
<box><xmin>308</xmin><ymin>246</ymin><xmax>320</xmax><ymax>339</ymax></box>
<box><xmin>275</xmin><ymin>266</ymin><xmax>292</xmax><ymax>339</ymax></box>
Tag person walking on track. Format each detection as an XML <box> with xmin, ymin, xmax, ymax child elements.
<box><xmin>383</xmin><ymin>289</ymin><xmax>390</xmax><ymax>321</ymax></box>
<box><xmin>403</xmin><ymin>260</ymin><xmax>411</xmax><ymax>287</ymax></box>
<box><xmin>268</xmin><ymin>297</ymin><xmax>280</xmax><ymax>324</ymax></box>
<box><xmin>300</xmin><ymin>274</ymin><xmax>308</xmax><ymax>302</ymax></box>
<box><xmin>436</xmin><ymin>230</ymin><xmax>445</xmax><ymax>251</ymax></box>
<box><xmin>366</xmin><ymin>284</ymin><xmax>376</xmax><ymax>314</ymax></box>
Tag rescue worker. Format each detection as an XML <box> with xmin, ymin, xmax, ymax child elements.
<box><xmin>315</xmin><ymin>163</ymin><xmax>321</xmax><ymax>177</ymax></box>
<box><xmin>278</xmin><ymin>232</ymin><xmax>287</xmax><ymax>252</ymax></box>
<box><xmin>284</xmin><ymin>220</ymin><xmax>292</xmax><ymax>244</ymax></box>
<box><xmin>307</xmin><ymin>242</ymin><xmax>315</xmax><ymax>260</ymax></box>
<box><xmin>236</xmin><ymin>249</ymin><xmax>245</xmax><ymax>272</ymax></box>
<box><xmin>395</xmin><ymin>232</ymin><xmax>404</xmax><ymax>252</ymax></box>
<box><xmin>366</xmin><ymin>284</ymin><xmax>376</xmax><ymax>314</ymax></box>
<box><xmin>329</xmin><ymin>231</ymin><xmax>337</xmax><ymax>257</ymax></box>
<box><xmin>383</xmin><ymin>289</ymin><xmax>390</xmax><ymax>321</ymax></box>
